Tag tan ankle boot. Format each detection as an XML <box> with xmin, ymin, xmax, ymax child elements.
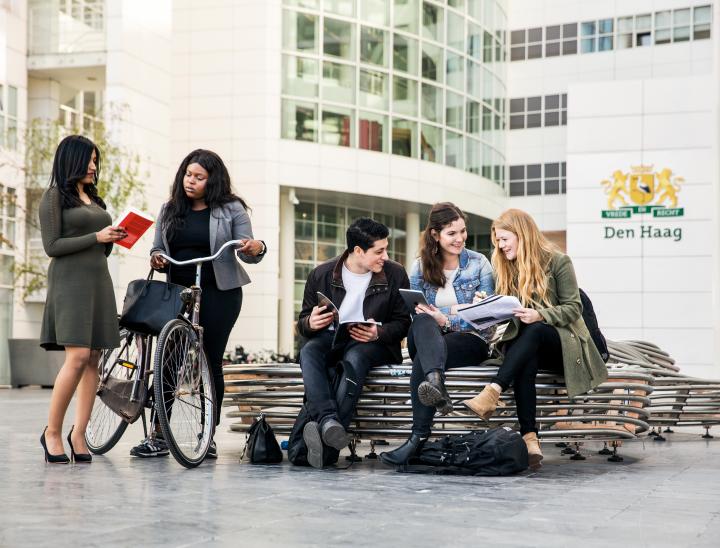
<box><xmin>523</xmin><ymin>432</ymin><xmax>543</xmax><ymax>470</ymax></box>
<box><xmin>461</xmin><ymin>385</ymin><xmax>504</xmax><ymax>421</ymax></box>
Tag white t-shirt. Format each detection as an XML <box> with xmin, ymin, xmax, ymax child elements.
<box><xmin>338</xmin><ymin>264</ymin><xmax>372</xmax><ymax>323</ymax></box>
<box><xmin>435</xmin><ymin>268</ymin><xmax>459</xmax><ymax>308</ymax></box>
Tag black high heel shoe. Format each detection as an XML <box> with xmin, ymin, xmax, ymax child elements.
<box><xmin>67</xmin><ymin>426</ymin><xmax>92</xmax><ymax>463</ymax></box>
<box><xmin>40</xmin><ymin>427</ymin><xmax>70</xmax><ymax>464</ymax></box>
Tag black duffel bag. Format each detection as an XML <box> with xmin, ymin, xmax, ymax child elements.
<box><xmin>119</xmin><ymin>270</ymin><xmax>185</xmax><ymax>335</ymax></box>
<box><xmin>405</xmin><ymin>427</ymin><xmax>529</xmax><ymax>476</ymax></box>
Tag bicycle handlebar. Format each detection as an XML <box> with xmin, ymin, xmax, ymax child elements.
<box><xmin>155</xmin><ymin>239</ymin><xmax>246</xmax><ymax>266</ymax></box>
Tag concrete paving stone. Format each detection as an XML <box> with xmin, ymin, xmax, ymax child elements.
<box><xmin>2</xmin><ymin>389</ymin><xmax>720</xmax><ymax>547</ymax></box>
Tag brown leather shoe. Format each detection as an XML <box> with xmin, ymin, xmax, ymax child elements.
<box><xmin>461</xmin><ymin>384</ymin><xmax>504</xmax><ymax>421</ymax></box>
<box><xmin>523</xmin><ymin>432</ymin><xmax>543</xmax><ymax>470</ymax></box>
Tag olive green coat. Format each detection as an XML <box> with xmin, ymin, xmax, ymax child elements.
<box><xmin>499</xmin><ymin>253</ymin><xmax>608</xmax><ymax>397</ymax></box>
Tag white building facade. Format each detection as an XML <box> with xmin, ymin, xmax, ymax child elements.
<box><xmin>1</xmin><ymin>0</ymin><xmax>718</xmax><ymax>383</ymax></box>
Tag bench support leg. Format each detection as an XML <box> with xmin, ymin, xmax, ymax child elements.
<box><xmin>598</xmin><ymin>442</ymin><xmax>613</xmax><ymax>455</ymax></box>
<box><xmin>345</xmin><ymin>439</ymin><xmax>362</xmax><ymax>462</ymax></box>
<box><xmin>366</xmin><ymin>440</ymin><xmax>378</xmax><ymax>460</ymax></box>
<box><xmin>702</xmin><ymin>426</ymin><xmax>714</xmax><ymax>439</ymax></box>
<box><xmin>570</xmin><ymin>443</ymin><xmax>586</xmax><ymax>460</ymax></box>
<box><xmin>664</xmin><ymin>427</ymin><xmax>674</xmax><ymax>434</ymax></box>
<box><xmin>607</xmin><ymin>441</ymin><xmax>624</xmax><ymax>462</ymax></box>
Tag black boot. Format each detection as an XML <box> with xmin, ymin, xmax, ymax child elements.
<box><xmin>417</xmin><ymin>370</ymin><xmax>453</xmax><ymax>414</ymax></box>
<box><xmin>379</xmin><ymin>433</ymin><xmax>429</xmax><ymax>466</ymax></box>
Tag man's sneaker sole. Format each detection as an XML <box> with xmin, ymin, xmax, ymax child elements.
<box><xmin>303</xmin><ymin>422</ymin><xmax>324</xmax><ymax>469</ymax></box>
<box><xmin>129</xmin><ymin>449</ymin><xmax>169</xmax><ymax>458</ymax></box>
<box><xmin>418</xmin><ymin>381</ymin><xmax>454</xmax><ymax>415</ymax></box>
<box><xmin>321</xmin><ymin>422</ymin><xmax>348</xmax><ymax>451</ymax></box>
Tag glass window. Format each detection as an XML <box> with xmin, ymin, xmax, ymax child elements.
<box><xmin>325</xmin><ymin>0</ymin><xmax>355</xmax><ymax>17</ymax></box>
<box><xmin>547</xmin><ymin>25</ymin><xmax>561</xmax><ymax>40</ymax></box>
<box><xmin>359</xmin><ymin>111</ymin><xmax>388</xmax><ymax>152</ymax></box>
<box><xmin>509</xmin><ymin>98</ymin><xmax>524</xmax><ymax>113</ymax></box>
<box><xmin>446</xmin><ymin>52</ymin><xmax>464</xmax><ymax>91</ymax></box>
<box><xmin>694</xmin><ymin>5</ymin><xmax>711</xmax><ymax>39</ymax></box>
<box><xmin>527</xmin><ymin>164</ymin><xmax>541</xmax><ymax>179</ymax></box>
<box><xmin>526</xmin><ymin>180</ymin><xmax>542</xmax><ymax>196</ymax></box>
<box><xmin>527</xmin><ymin>44</ymin><xmax>542</xmax><ymax>59</ymax></box>
<box><xmin>445</xmin><ymin>130</ymin><xmax>463</xmax><ymax>168</ymax></box>
<box><xmin>674</xmin><ymin>25</ymin><xmax>691</xmax><ymax>42</ymax></box>
<box><xmin>598</xmin><ymin>35</ymin><xmax>613</xmax><ymax>50</ymax></box>
<box><xmin>283</xmin><ymin>10</ymin><xmax>318</xmax><ymax>53</ymax></box>
<box><xmin>466</xmin><ymin>100</ymin><xmax>480</xmax><ymax>134</ymax></box>
<box><xmin>447</xmin><ymin>11</ymin><xmax>464</xmax><ymax>51</ymax></box>
<box><xmin>420</xmin><ymin>124</ymin><xmax>441</xmax><ymax>162</ymax></box>
<box><xmin>322</xmin><ymin>107</ymin><xmax>353</xmax><ymax>147</ymax></box>
<box><xmin>545</xmin><ymin>111</ymin><xmax>559</xmax><ymax>126</ymax></box>
<box><xmin>674</xmin><ymin>8</ymin><xmax>691</xmax><ymax>26</ymax></box>
<box><xmin>393</xmin><ymin>34</ymin><xmax>418</xmax><ymax>74</ymax></box>
<box><xmin>484</xmin><ymin>31</ymin><xmax>494</xmax><ymax>63</ymax></box>
<box><xmin>392</xmin><ymin>76</ymin><xmax>418</xmax><ymax>116</ymax></box>
<box><xmin>581</xmin><ymin>22</ymin><xmax>595</xmax><ymax>36</ymax></box>
<box><xmin>526</xmin><ymin>96</ymin><xmax>541</xmax><ymax>111</ymax></box>
<box><xmin>510</xmin><ymin>29</ymin><xmax>525</xmax><ymax>45</ymax></box>
<box><xmin>324</xmin><ymin>18</ymin><xmax>354</xmax><ymax>59</ymax></box>
<box><xmin>636</xmin><ymin>32</ymin><xmax>652</xmax><ymax>47</ymax></box>
<box><xmin>545</xmin><ymin>95</ymin><xmax>559</xmax><ymax>109</ymax></box>
<box><xmin>598</xmin><ymin>18</ymin><xmax>613</xmax><ymax>34</ymax></box>
<box><xmin>546</xmin><ymin>42</ymin><xmax>560</xmax><ymax>56</ymax></box>
<box><xmin>359</xmin><ymin>69</ymin><xmax>388</xmax><ymax>110</ymax></box>
<box><xmin>509</xmin><ymin>181</ymin><xmax>524</xmax><ymax>196</ymax></box>
<box><xmin>394</xmin><ymin>0</ymin><xmax>418</xmax><ymax>34</ymax></box>
<box><xmin>392</xmin><ymin>118</ymin><xmax>417</xmax><ymax>157</ymax></box>
<box><xmin>466</xmin><ymin>137</ymin><xmax>480</xmax><ymax>175</ymax></box>
<box><xmin>322</xmin><ymin>61</ymin><xmax>355</xmax><ymax>104</ymax></box>
<box><xmin>562</xmin><ymin>38</ymin><xmax>577</xmax><ymax>55</ymax></box>
<box><xmin>511</xmin><ymin>46</ymin><xmax>524</xmax><ymax>61</ymax></box>
<box><xmin>544</xmin><ymin>179</ymin><xmax>559</xmax><ymax>194</ymax></box>
<box><xmin>361</xmin><ymin>0</ymin><xmax>389</xmax><ymax>25</ymax></box>
<box><xmin>527</xmin><ymin>27</ymin><xmax>542</xmax><ymax>42</ymax></box>
<box><xmin>421</xmin><ymin>83</ymin><xmax>442</xmax><ymax>123</ymax></box>
<box><xmin>448</xmin><ymin>0</ymin><xmax>464</xmax><ymax>9</ymax></box>
<box><xmin>282</xmin><ymin>99</ymin><xmax>318</xmax><ymax>142</ymax></box>
<box><xmin>421</xmin><ymin>42</ymin><xmax>443</xmax><ymax>82</ymax></box>
<box><xmin>618</xmin><ymin>16</ymin><xmax>633</xmax><ymax>49</ymax></box>
<box><xmin>282</xmin><ymin>55</ymin><xmax>319</xmax><ymax>97</ymax></box>
<box><xmin>636</xmin><ymin>14</ymin><xmax>651</xmax><ymax>30</ymax></box>
<box><xmin>361</xmin><ymin>26</ymin><xmax>388</xmax><ymax>66</ymax></box>
<box><xmin>468</xmin><ymin>22</ymin><xmax>482</xmax><ymax>60</ymax></box>
<box><xmin>466</xmin><ymin>60</ymin><xmax>481</xmax><ymax>98</ymax></box>
<box><xmin>422</xmin><ymin>2</ymin><xmax>444</xmax><ymax>42</ymax></box>
<box><xmin>446</xmin><ymin>91</ymin><xmax>463</xmax><ymax>131</ymax></box>
<box><xmin>509</xmin><ymin>114</ymin><xmax>523</xmax><ymax>130</ymax></box>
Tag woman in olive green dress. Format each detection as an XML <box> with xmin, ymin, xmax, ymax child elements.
<box><xmin>39</xmin><ymin>135</ymin><xmax>127</xmax><ymax>463</ymax></box>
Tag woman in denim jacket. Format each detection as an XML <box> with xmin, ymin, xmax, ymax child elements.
<box><xmin>380</xmin><ymin>203</ymin><xmax>494</xmax><ymax>465</ymax></box>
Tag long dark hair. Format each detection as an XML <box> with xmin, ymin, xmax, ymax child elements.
<box><xmin>162</xmin><ymin>149</ymin><xmax>249</xmax><ymax>237</ymax></box>
<box><xmin>420</xmin><ymin>202</ymin><xmax>466</xmax><ymax>287</ymax></box>
<box><xmin>49</xmin><ymin>135</ymin><xmax>106</xmax><ymax>209</ymax></box>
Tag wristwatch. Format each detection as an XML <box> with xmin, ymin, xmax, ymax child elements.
<box><xmin>442</xmin><ymin>318</ymin><xmax>451</xmax><ymax>333</ymax></box>
<box><xmin>257</xmin><ymin>240</ymin><xmax>267</xmax><ymax>257</ymax></box>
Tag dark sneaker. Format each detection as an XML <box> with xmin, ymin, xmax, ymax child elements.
<box><xmin>303</xmin><ymin>421</ymin><xmax>324</xmax><ymax>469</ymax></box>
<box><xmin>320</xmin><ymin>418</ymin><xmax>348</xmax><ymax>451</ymax></box>
<box><xmin>207</xmin><ymin>441</ymin><xmax>217</xmax><ymax>459</ymax></box>
<box><xmin>130</xmin><ymin>436</ymin><xmax>169</xmax><ymax>458</ymax></box>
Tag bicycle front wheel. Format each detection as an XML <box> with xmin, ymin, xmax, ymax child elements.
<box><xmin>153</xmin><ymin>319</ymin><xmax>215</xmax><ymax>468</ymax></box>
<box><xmin>86</xmin><ymin>329</ymin><xmax>140</xmax><ymax>454</ymax></box>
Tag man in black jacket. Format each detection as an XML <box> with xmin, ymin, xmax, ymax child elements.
<box><xmin>296</xmin><ymin>217</ymin><xmax>411</xmax><ymax>468</ymax></box>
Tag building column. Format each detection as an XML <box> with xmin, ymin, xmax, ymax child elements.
<box><xmin>405</xmin><ymin>211</ymin><xmax>420</xmax><ymax>270</ymax></box>
<box><xmin>278</xmin><ymin>188</ymin><xmax>296</xmax><ymax>355</ymax></box>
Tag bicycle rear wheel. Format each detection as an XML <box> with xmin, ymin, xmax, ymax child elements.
<box><xmin>86</xmin><ymin>329</ymin><xmax>140</xmax><ymax>454</ymax></box>
<box><xmin>153</xmin><ymin>319</ymin><xmax>215</xmax><ymax>468</ymax></box>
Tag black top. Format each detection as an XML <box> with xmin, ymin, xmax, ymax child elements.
<box><xmin>168</xmin><ymin>208</ymin><xmax>216</xmax><ymax>287</ymax></box>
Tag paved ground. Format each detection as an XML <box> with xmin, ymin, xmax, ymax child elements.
<box><xmin>1</xmin><ymin>388</ymin><xmax>719</xmax><ymax>547</ymax></box>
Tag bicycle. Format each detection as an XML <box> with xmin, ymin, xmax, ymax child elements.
<box><xmin>85</xmin><ymin>239</ymin><xmax>246</xmax><ymax>468</ymax></box>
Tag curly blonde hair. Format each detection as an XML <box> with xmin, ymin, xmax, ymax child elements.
<box><xmin>491</xmin><ymin>209</ymin><xmax>557</xmax><ymax>308</ymax></box>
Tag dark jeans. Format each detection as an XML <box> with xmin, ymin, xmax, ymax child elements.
<box><xmin>407</xmin><ymin>313</ymin><xmax>490</xmax><ymax>436</ymax></box>
<box><xmin>299</xmin><ymin>330</ymin><xmax>396</xmax><ymax>428</ymax></box>
<box><xmin>491</xmin><ymin>322</ymin><xmax>563</xmax><ymax>435</ymax></box>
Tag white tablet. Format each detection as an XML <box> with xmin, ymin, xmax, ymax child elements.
<box><xmin>399</xmin><ymin>289</ymin><xmax>429</xmax><ymax>314</ymax></box>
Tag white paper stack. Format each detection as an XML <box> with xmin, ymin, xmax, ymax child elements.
<box><xmin>457</xmin><ymin>295</ymin><xmax>522</xmax><ymax>331</ymax></box>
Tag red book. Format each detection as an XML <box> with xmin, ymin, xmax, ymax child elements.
<box><xmin>114</xmin><ymin>207</ymin><xmax>154</xmax><ymax>249</ymax></box>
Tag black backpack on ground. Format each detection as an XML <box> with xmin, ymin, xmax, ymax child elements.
<box><xmin>402</xmin><ymin>428</ymin><xmax>529</xmax><ymax>476</ymax></box>
<box><xmin>579</xmin><ymin>288</ymin><xmax>609</xmax><ymax>363</ymax></box>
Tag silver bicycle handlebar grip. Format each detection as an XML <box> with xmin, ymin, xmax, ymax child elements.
<box><xmin>155</xmin><ymin>239</ymin><xmax>246</xmax><ymax>266</ymax></box>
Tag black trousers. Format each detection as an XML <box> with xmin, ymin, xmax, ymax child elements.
<box><xmin>491</xmin><ymin>322</ymin><xmax>563</xmax><ymax>435</ymax></box>
<box><xmin>407</xmin><ymin>313</ymin><xmax>490</xmax><ymax>435</ymax></box>
<box><xmin>198</xmin><ymin>283</ymin><xmax>243</xmax><ymax>426</ymax></box>
<box><xmin>299</xmin><ymin>330</ymin><xmax>396</xmax><ymax>428</ymax></box>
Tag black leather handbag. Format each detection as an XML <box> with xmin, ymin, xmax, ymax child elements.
<box><xmin>97</xmin><ymin>375</ymin><xmax>147</xmax><ymax>423</ymax></box>
<box><xmin>242</xmin><ymin>414</ymin><xmax>283</xmax><ymax>464</ymax></box>
<box><xmin>119</xmin><ymin>270</ymin><xmax>185</xmax><ymax>335</ymax></box>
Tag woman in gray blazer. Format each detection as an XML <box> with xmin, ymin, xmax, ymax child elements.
<box><xmin>131</xmin><ymin>149</ymin><xmax>266</xmax><ymax>459</ymax></box>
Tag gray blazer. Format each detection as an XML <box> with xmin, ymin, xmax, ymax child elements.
<box><xmin>150</xmin><ymin>200</ymin><xmax>264</xmax><ymax>290</ymax></box>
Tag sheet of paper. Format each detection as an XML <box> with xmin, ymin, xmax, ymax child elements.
<box><xmin>457</xmin><ymin>294</ymin><xmax>522</xmax><ymax>331</ymax></box>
